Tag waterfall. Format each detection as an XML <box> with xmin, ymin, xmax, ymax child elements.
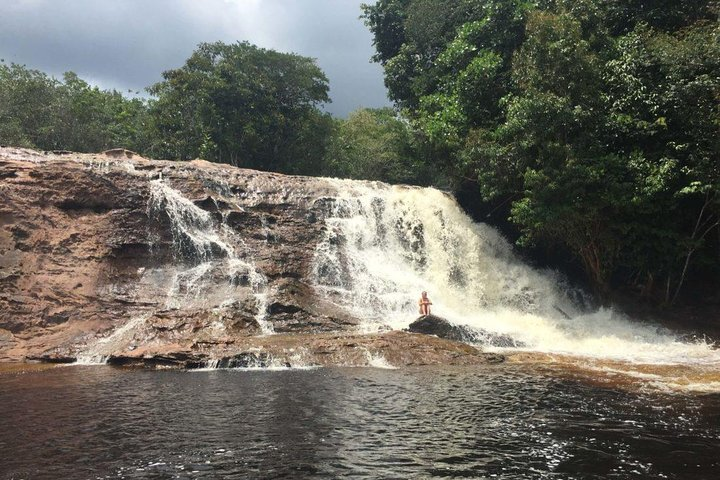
<box><xmin>147</xmin><ymin>179</ymin><xmax>273</xmax><ymax>333</ymax></box>
<box><xmin>75</xmin><ymin>176</ymin><xmax>274</xmax><ymax>364</ymax></box>
<box><xmin>148</xmin><ymin>178</ymin><xmax>235</xmax><ymax>261</ymax></box>
<box><xmin>312</xmin><ymin>179</ymin><xmax>720</xmax><ymax>365</ymax></box>
<box><xmin>66</xmin><ymin>151</ymin><xmax>718</xmax><ymax>370</ymax></box>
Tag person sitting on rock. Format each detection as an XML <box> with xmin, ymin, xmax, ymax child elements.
<box><xmin>418</xmin><ymin>291</ymin><xmax>432</xmax><ymax>316</ymax></box>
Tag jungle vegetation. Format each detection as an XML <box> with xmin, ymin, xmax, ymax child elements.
<box><xmin>361</xmin><ymin>0</ymin><xmax>719</xmax><ymax>302</ymax></box>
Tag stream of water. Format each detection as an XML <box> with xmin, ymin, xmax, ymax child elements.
<box><xmin>66</xmin><ymin>159</ymin><xmax>720</xmax><ymax>391</ymax></box>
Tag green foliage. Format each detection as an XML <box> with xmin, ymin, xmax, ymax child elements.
<box><xmin>363</xmin><ymin>0</ymin><xmax>529</xmax><ymax>109</ymax></box>
<box><xmin>361</xmin><ymin>0</ymin><xmax>411</xmax><ymax>64</ymax></box>
<box><xmin>147</xmin><ymin>41</ymin><xmax>330</xmax><ymax>173</ymax></box>
<box><xmin>0</xmin><ymin>62</ymin><xmax>151</xmax><ymax>152</ymax></box>
<box><xmin>0</xmin><ymin>42</ymin><xmax>337</xmax><ymax>177</ymax></box>
<box><xmin>365</xmin><ymin>0</ymin><xmax>720</xmax><ymax>301</ymax></box>
<box><xmin>0</xmin><ymin>63</ymin><xmax>59</xmax><ymax>148</ymax></box>
<box><xmin>324</xmin><ymin>107</ymin><xmax>436</xmax><ymax>185</ymax></box>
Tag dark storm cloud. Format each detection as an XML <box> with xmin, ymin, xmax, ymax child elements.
<box><xmin>0</xmin><ymin>0</ymin><xmax>390</xmax><ymax>116</ymax></box>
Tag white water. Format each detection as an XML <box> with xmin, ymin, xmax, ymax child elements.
<box><xmin>148</xmin><ymin>180</ymin><xmax>273</xmax><ymax>334</ymax></box>
<box><xmin>312</xmin><ymin>179</ymin><xmax>720</xmax><ymax>366</ymax></box>
<box><xmin>75</xmin><ymin>177</ymin><xmax>275</xmax><ymax>363</ymax></box>
<box><xmin>148</xmin><ymin>179</ymin><xmax>235</xmax><ymax>261</ymax></box>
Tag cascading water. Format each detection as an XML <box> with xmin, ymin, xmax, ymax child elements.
<box><xmin>62</xmin><ymin>151</ymin><xmax>719</xmax><ymax>380</ymax></box>
<box><xmin>312</xmin><ymin>179</ymin><xmax>720</xmax><ymax>367</ymax></box>
<box><xmin>75</xmin><ymin>315</ymin><xmax>149</xmax><ymax>365</ymax></box>
<box><xmin>147</xmin><ymin>179</ymin><xmax>273</xmax><ymax>333</ymax></box>
<box><xmin>75</xmin><ymin>174</ymin><xmax>275</xmax><ymax>364</ymax></box>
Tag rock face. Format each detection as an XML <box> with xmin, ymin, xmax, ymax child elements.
<box><xmin>0</xmin><ymin>147</ymin><xmax>501</xmax><ymax>367</ymax></box>
<box><xmin>408</xmin><ymin>315</ymin><xmax>524</xmax><ymax>348</ymax></box>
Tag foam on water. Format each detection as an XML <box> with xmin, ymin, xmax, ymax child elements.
<box><xmin>193</xmin><ymin>354</ymin><xmax>319</xmax><ymax>371</ymax></box>
<box><xmin>312</xmin><ymin>179</ymin><xmax>720</xmax><ymax>367</ymax></box>
<box><xmin>363</xmin><ymin>349</ymin><xmax>397</xmax><ymax>369</ymax></box>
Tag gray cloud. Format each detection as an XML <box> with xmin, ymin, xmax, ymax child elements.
<box><xmin>0</xmin><ymin>0</ymin><xmax>390</xmax><ymax>116</ymax></box>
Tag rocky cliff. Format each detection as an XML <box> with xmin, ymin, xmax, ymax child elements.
<box><xmin>0</xmin><ymin>147</ymin><xmax>499</xmax><ymax>367</ymax></box>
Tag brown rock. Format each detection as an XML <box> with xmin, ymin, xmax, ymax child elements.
<box><xmin>104</xmin><ymin>331</ymin><xmax>503</xmax><ymax>369</ymax></box>
<box><xmin>0</xmin><ymin>147</ymin><xmax>496</xmax><ymax>368</ymax></box>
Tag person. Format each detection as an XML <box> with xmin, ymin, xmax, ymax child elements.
<box><xmin>418</xmin><ymin>291</ymin><xmax>432</xmax><ymax>316</ymax></box>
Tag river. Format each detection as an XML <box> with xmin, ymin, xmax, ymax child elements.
<box><xmin>1</xmin><ymin>364</ymin><xmax>719</xmax><ymax>479</ymax></box>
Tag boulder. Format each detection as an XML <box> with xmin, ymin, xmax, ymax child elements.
<box><xmin>407</xmin><ymin>315</ymin><xmax>525</xmax><ymax>348</ymax></box>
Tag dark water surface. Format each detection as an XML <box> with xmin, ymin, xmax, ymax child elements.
<box><xmin>1</xmin><ymin>364</ymin><xmax>719</xmax><ymax>479</ymax></box>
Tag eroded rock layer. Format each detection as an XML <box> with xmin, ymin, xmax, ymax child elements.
<box><xmin>0</xmin><ymin>147</ymin><xmax>498</xmax><ymax>367</ymax></box>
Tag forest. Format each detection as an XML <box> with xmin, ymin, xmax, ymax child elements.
<box><xmin>0</xmin><ymin>0</ymin><xmax>718</xmax><ymax>306</ymax></box>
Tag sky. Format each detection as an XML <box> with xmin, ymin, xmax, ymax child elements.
<box><xmin>0</xmin><ymin>0</ymin><xmax>391</xmax><ymax>117</ymax></box>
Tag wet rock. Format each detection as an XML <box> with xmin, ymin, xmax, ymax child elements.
<box><xmin>0</xmin><ymin>330</ymin><xmax>17</xmax><ymax>361</ymax></box>
<box><xmin>266</xmin><ymin>279</ymin><xmax>359</xmax><ymax>333</ymax></box>
<box><xmin>193</xmin><ymin>196</ymin><xmax>232</xmax><ymax>212</ymax></box>
<box><xmin>0</xmin><ymin>147</ymin><xmax>346</xmax><ymax>360</ymax></box>
<box><xmin>408</xmin><ymin>315</ymin><xmax>525</xmax><ymax>348</ymax></box>
<box><xmin>102</xmin><ymin>148</ymin><xmax>139</xmax><ymax>159</ymax></box>
<box><xmin>0</xmin><ymin>147</ymin><xmax>502</xmax><ymax>368</ymax></box>
<box><xmin>25</xmin><ymin>353</ymin><xmax>76</xmax><ymax>364</ymax></box>
<box><xmin>103</xmin><ymin>331</ymin><xmax>504</xmax><ymax>370</ymax></box>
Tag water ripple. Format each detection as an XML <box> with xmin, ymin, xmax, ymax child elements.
<box><xmin>1</xmin><ymin>365</ymin><xmax>719</xmax><ymax>479</ymax></box>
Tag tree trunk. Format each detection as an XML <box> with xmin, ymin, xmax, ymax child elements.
<box><xmin>579</xmin><ymin>242</ymin><xmax>610</xmax><ymax>302</ymax></box>
<box><xmin>640</xmin><ymin>272</ymin><xmax>654</xmax><ymax>298</ymax></box>
<box><xmin>671</xmin><ymin>192</ymin><xmax>719</xmax><ymax>305</ymax></box>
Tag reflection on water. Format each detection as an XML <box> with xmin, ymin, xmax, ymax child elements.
<box><xmin>1</xmin><ymin>365</ymin><xmax>719</xmax><ymax>479</ymax></box>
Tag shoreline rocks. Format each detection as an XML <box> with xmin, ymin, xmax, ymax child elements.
<box><xmin>408</xmin><ymin>315</ymin><xmax>525</xmax><ymax>348</ymax></box>
<box><xmin>24</xmin><ymin>331</ymin><xmax>504</xmax><ymax>369</ymax></box>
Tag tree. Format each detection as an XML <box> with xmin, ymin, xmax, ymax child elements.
<box><xmin>324</xmin><ymin>107</ymin><xmax>433</xmax><ymax>184</ymax></box>
<box><xmin>363</xmin><ymin>0</ymin><xmax>528</xmax><ymax>110</ymax></box>
<box><xmin>0</xmin><ymin>62</ymin><xmax>59</xmax><ymax>148</ymax></box>
<box><xmin>0</xmin><ymin>62</ymin><xmax>150</xmax><ymax>153</ymax></box>
<box><xmin>605</xmin><ymin>21</ymin><xmax>720</xmax><ymax>301</ymax></box>
<box><xmin>147</xmin><ymin>41</ymin><xmax>331</xmax><ymax>173</ymax></box>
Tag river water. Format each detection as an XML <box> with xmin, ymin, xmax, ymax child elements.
<box><xmin>1</xmin><ymin>365</ymin><xmax>719</xmax><ymax>479</ymax></box>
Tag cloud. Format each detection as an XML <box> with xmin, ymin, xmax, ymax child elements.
<box><xmin>0</xmin><ymin>0</ymin><xmax>390</xmax><ymax>116</ymax></box>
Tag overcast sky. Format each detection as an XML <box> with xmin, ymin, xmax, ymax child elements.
<box><xmin>0</xmin><ymin>0</ymin><xmax>391</xmax><ymax>117</ymax></box>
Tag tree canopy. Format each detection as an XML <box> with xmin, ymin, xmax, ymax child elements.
<box><xmin>0</xmin><ymin>62</ymin><xmax>150</xmax><ymax>153</ymax></box>
<box><xmin>147</xmin><ymin>41</ymin><xmax>332</xmax><ymax>173</ymax></box>
<box><xmin>363</xmin><ymin>0</ymin><xmax>720</xmax><ymax>301</ymax></box>
<box><xmin>323</xmin><ymin>107</ymin><xmax>437</xmax><ymax>185</ymax></box>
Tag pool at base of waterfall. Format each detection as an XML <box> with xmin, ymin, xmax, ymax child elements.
<box><xmin>1</xmin><ymin>365</ymin><xmax>719</xmax><ymax>479</ymax></box>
